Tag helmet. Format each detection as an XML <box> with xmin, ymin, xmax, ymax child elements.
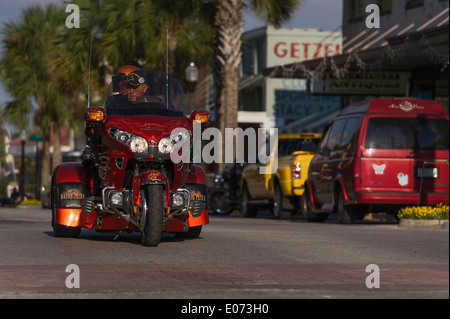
<box><xmin>116</xmin><ymin>65</ymin><xmax>139</xmax><ymax>75</ymax></box>
<box><xmin>112</xmin><ymin>65</ymin><xmax>140</xmax><ymax>92</ymax></box>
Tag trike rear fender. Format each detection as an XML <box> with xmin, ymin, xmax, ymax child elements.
<box><xmin>52</xmin><ymin>163</ymin><xmax>90</xmax><ymax>228</ymax></box>
<box><xmin>186</xmin><ymin>165</ymin><xmax>209</xmax><ymax>227</ymax></box>
<box><xmin>53</xmin><ymin>162</ymin><xmax>89</xmax><ymax>185</ymax></box>
<box><xmin>186</xmin><ymin>165</ymin><xmax>207</xmax><ymax>185</ymax></box>
<box><xmin>52</xmin><ymin>163</ymin><xmax>90</xmax><ymax>210</ymax></box>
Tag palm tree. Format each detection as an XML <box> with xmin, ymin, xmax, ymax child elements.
<box><xmin>49</xmin><ymin>1</ymin><xmax>106</xmax><ymax>126</ymax></box>
<box><xmin>0</xmin><ymin>5</ymin><xmax>70</xmax><ymax>188</ymax></box>
<box><xmin>95</xmin><ymin>0</ymin><xmax>214</xmax><ymax>81</ymax></box>
<box><xmin>213</xmin><ymin>0</ymin><xmax>303</xmax><ymax>165</ymax></box>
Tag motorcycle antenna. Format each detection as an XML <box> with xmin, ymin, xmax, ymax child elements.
<box><xmin>166</xmin><ymin>28</ymin><xmax>169</xmax><ymax>109</ymax></box>
<box><xmin>87</xmin><ymin>30</ymin><xmax>94</xmax><ymax>109</ymax></box>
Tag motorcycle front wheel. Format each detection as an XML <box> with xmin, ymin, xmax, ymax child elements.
<box><xmin>141</xmin><ymin>184</ymin><xmax>164</xmax><ymax>247</ymax></box>
<box><xmin>209</xmin><ymin>191</ymin><xmax>233</xmax><ymax>215</ymax></box>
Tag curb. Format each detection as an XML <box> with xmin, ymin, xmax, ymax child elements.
<box><xmin>399</xmin><ymin>219</ymin><xmax>449</xmax><ymax>229</ymax></box>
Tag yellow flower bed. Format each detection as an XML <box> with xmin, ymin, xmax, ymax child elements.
<box><xmin>19</xmin><ymin>199</ymin><xmax>42</xmax><ymax>207</ymax></box>
<box><xmin>398</xmin><ymin>203</ymin><xmax>449</xmax><ymax>220</ymax></box>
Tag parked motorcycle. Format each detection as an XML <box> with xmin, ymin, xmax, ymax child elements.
<box><xmin>51</xmin><ymin>70</ymin><xmax>211</xmax><ymax>246</ymax></box>
<box><xmin>208</xmin><ymin>162</ymin><xmax>244</xmax><ymax>215</ymax></box>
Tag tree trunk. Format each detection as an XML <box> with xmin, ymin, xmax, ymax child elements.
<box><xmin>214</xmin><ymin>0</ymin><xmax>244</xmax><ymax>170</ymax></box>
<box><xmin>52</xmin><ymin>125</ymin><xmax>63</xmax><ymax>170</ymax></box>
<box><xmin>41</xmin><ymin>139</ymin><xmax>51</xmax><ymax>188</ymax></box>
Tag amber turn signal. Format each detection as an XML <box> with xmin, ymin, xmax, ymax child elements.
<box><xmin>195</xmin><ymin>114</ymin><xmax>210</xmax><ymax>123</ymax></box>
<box><xmin>88</xmin><ymin>111</ymin><xmax>104</xmax><ymax>121</ymax></box>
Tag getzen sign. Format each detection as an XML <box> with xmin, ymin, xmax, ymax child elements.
<box><xmin>273</xmin><ymin>42</ymin><xmax>341</xmax><ymax>61</ymax></box>
<box><xmin>265</xmin><ymin>29</ymin><xmax>342</xmax><ymax>67</ymax></box>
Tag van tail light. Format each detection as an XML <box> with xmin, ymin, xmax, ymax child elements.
<box><xmin>354</xmin><ymin>158</ymin><xmax>361</xmax><ymax>186</ymax></box>
<box><xmin>292</xmin><ymin>163</ymin><xmax>302</xmax><ymax>179</ymax></box>
<box><xmin>354</xmin><ymin>160</ymin><xmax>360</xmax><ymax>178</ymax></box>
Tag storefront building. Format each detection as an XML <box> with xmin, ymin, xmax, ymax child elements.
<box><xmin>239</xmin><ymin>26</ymin><xmax>342</xmax><ymax>132</ymax></box>
<box><xmin>265</xmin><ymin>0</ymin><xmax>449</xmax><ymax>116</ymax></box>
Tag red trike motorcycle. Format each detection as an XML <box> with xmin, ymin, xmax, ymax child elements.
<box><xmin>51</xmin><ymin>70</ymin><xmax>210</xmax><ymax>246</ymax></box>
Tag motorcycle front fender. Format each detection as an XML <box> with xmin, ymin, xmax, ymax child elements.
<box><xmin>132</xmin><ymin>170</ymin><xmax>170</xmax><ymax>206</ymax></box>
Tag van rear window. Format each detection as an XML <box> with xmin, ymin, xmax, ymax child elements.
<box><xmin>365</xmin><ymin>117</ymin><xmax>449</xmax><ymax>150</ymax></box>
<box><xmin>278</xmin><ymin>138</ymin><xmax>321</xmax><ymax>157</ymax></box>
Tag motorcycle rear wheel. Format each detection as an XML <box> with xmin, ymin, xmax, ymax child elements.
<box><xmin>209</xmin><ymin>191</ymin><xmax>233</xmax><ymax>215</ymax></box>
<box><xmin>141</xmin><ymin>185</ymin><xmax>164</xmax><ymax>247</ymax></box>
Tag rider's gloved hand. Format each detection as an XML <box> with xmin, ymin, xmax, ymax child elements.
<box><xmin>82</xmin><ymin>145</ymin><xmax>93</xmax><ymax>166</ymax></box>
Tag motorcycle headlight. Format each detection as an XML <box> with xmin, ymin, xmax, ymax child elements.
<box><xmin>158</xmin><ymin>130</ymin><xmax>191</xmax><ymax>154</ymax></box>
<box><xmin>158</xmin><ymin>137</ymin><xmax>174</xmax><ymax>154</ymax></box>
<box><xmin>170</xmin><ymin>130</ymin><xmax>191</xmax><ymax>145</ymax></box>
<box><xmin>129</xmin><ymin>136</ymin><xmax>148</xmax><ymax>153</ymax></box>
<box><xmin>110</xmin><ymin>128</ymin><xmax>148</xmax><ymax>154</ymax></box>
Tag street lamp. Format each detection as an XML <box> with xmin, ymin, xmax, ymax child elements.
<box><xmin>20</xmin><ymin>130</ymin><xmax>26</xmax><ymax>202</ymax></box>
<box><xmin>185</xmin><ymin>62</ymin><xmax>199</xmax><ymax>111</ymax></box>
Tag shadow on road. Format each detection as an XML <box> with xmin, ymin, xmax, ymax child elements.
<box><xmin>43</xmin><ymin>229</ymin><xmax>203</xmax><ymax>246</ymax></box>
<box><xmin>210</xmin><ymin>209</ymin><xmax>399</xmax><ymax>225</ymax></box>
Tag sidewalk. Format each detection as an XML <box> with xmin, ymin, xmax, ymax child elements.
<box><xmin>399</xmin><ymin>219</ymin><xmax>449</xmax><ymax>229</ymax></box>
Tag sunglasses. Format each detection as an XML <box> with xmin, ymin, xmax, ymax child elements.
<box><xmin>112</xmin><ymin>73</ymin><xmax>126</xmax><ymax>81</ymax></box>
<box><xmin>125</xmin><ymin>83</ymin><xmax>142</xmax><ymax>90</ymax></box>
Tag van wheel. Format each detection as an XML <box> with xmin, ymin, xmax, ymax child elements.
<box><xmin>242</xmin><ymin>184</ymin><xmax>257</xmax><ymax>218</ymax></box>
<box><xmin>336</xmin><ymin>189</ymin><xmax>355</xmax><ymax>224</ymax></box>
<box><xmin>273</xmin><ymin>183</ymin><xmax>291</xmax><ymax>219</ymax></box>
<box><xmin>301</xmin><ymin>189</ymin><xmax>328</xmax><ymax>222</ymax></box>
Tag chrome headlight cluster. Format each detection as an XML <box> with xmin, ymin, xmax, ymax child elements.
<box><xmin>109</xmin><ymin>128</ymin><xmax>148</xmax><ymax>154</ymax></box>
<box><xmin>158</xmin><ymin>130</ymin><xmax>191</xmax><ymax>154</ymax></box>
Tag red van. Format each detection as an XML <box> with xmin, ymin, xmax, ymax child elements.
<box><xmin>302</xmin><ymin>98</ymin><xmax>449</xmax><ymax>223</ymax></box>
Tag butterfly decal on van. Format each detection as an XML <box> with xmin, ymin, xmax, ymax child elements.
<box><xmin>373</xmin><ymin>164</ymin><xmax>386</xmax><ymax>175</ymax></box>
<box><xmin>397</xmin><ymin>173</ymin><xmax>409</xmax><ymax>187</ymax></box>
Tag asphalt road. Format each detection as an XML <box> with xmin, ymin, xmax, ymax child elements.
<box><xmin>0</xmin><ymin>207</ymin><xmax>448</xmax><ymax>300</ymax></box>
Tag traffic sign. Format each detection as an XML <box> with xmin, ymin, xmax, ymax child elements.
<box><xmin>28</xmin><ymin>135</ymin><xmax>44</xmax><ymax>141</ymax></box>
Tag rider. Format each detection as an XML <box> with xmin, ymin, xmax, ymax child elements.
<box><xmin>82</xmin><ymin>65</ymin><xmax>140</xmax><ymax>189</ymax></box>
<box><xmin>105</xmin><ymin>65</ymin><xmax>140</xmax><ymax>107</ymax></box>
<box><xmin>124</xmin><ymin>70</ymin><xmax>167</xmax><ymax>106</ymax></box>
<box><xmin>125</xmin><ymin>70</ymin><xmax>149</xmax><ymax>104</ymax></box>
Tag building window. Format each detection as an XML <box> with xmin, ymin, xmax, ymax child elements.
<box><xmin>350</xmin><ymin>0</ymin><xmax>365</xmax><ymax>20</ymax></box>
<box><xmin>239</xmin><ymin>87</ymin><xmax>264</xmax><ymax>112</ymax></box>
<box><xmin>406</xmin><ymin>0</ymin><xmax>424</xmax><ymax>9</ymax></box>
<box><xmin>241</xmin><ymin>38</ymin><xmax>265</xmax><ymax>78</ymax></box>
<box><xmin>377</xmin><ymin>0</ymin><xmax>392</xmax><ymax>14</ymax></box>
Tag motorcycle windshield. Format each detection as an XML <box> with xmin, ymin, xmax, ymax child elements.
<box><xmin>104</xmin><ymin>69</ymin><xmax>189</xmax><ymax>116</ymax></box>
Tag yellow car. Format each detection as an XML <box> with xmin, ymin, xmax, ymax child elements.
<box><xmin>241</xmin><ymin>133</ymin><xmax>322</xmax><ymax>219</ymax></box>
